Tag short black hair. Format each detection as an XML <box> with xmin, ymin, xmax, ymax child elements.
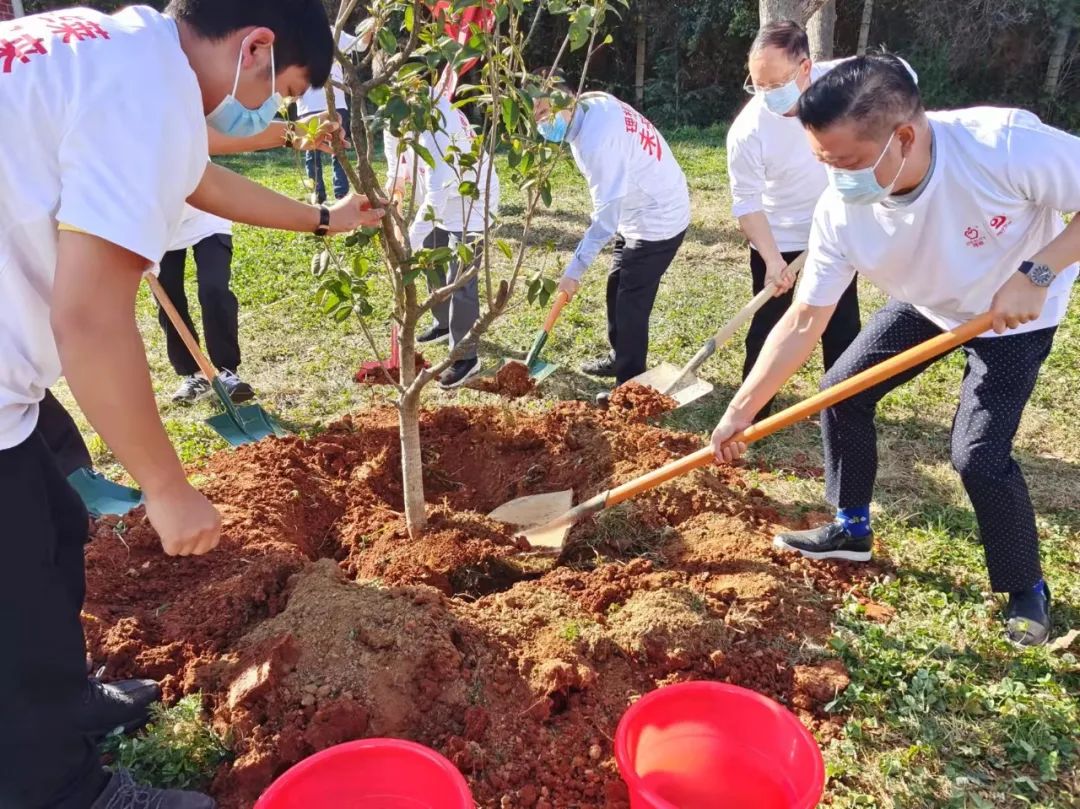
<box><xmin>750</xmin><ymin>20</ymin><xmax>809</xmax><ymax>62</ymax></box>
<box><xmin>166</xmin><ymin>0</ymin><xmax>333</xmax><ymax>88</ymax></box>
<box><xmin>797</xmin><ymin>53</ymin><xmax>923</xmax><ymax>139</ymax></box>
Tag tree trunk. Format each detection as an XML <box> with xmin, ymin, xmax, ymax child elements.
<box><xmin>1044</xmin><ymin>11</ymin><xmax>1075</xmax><ymax>97</ymax></box>
<box><xmin>634</xmin><ymin>1</ymin><xmax>646</xmax><ymax>109</ymax></box>
<box><xmin>399</xmin><ymin>393</ymin><xmax>427</xmax><ymax>538</ymax></box>
<box><xmin>857</xmin><ymin>0</ymin><xmax>873</xmax><ymax>54</ymax></box>
<box><xmin>806</xmin><ymin>0</ymin><xmax>835</xmax><ymax>60</ymax></box>
<box><xmin>758</xmin><ymin>0</ymin><xmax>830</xmax><ymax>26</ymax></box>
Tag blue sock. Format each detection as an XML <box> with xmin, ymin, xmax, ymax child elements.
<box><xmin>836</xmin><ymin>505</ymin><xmax>871</xmax><ymax>538</ymax></box>
<box><xmin>1033</xmin><ymin>579</ymin><xmax>1048</xmax><ymax>599</ymax></box>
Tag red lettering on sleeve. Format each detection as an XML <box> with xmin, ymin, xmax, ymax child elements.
<box><xmin>0</xmin><ymin>30</ymin><xmax>47</xmax><ymax>73</ymax></box>
<box><xmin>43</xmin><ymin>14</ymin><xmax>112</xmax><ymax>43</ymax></box>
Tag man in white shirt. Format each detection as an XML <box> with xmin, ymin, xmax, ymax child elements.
<box><xmin>385</xmin><ymin>89</ymin><xmax>501</xmax><ymax>388</ymax></box>
<box><xmin>297</xmin><ymin>28</ymin><xmax>357</xmax><ymax>203</ymax></box>
<box><xmin>711</xmin><ymin>55</ymin><xmax>1080</xmax><ymax>647</ymax></box>
<box><xmin>156</xmin><ymin>206</ymin><xmax>253</xmax><ymax>404</ymax></box>
<box><xmin>534</xmin><ymin>74</ymin><xmax>691</xmax><ymax>386</ymax></box>
<box><xmin>727</xmin><ymin>20</ymin><xmax>861</xmax><ymax>419</ymax></box>
<box><xmin>0</xmin><ymin>2</ymin><xmax>382</xmax><ymax>807</ymax></box>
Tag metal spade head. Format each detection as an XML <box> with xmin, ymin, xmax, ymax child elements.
<box><xmin>205</xmin><ymin>377</ymin><xmax>289</xmax><ymax>447</ymax></box>
<box><xmin>488</xmin><ymin>489</ymin><xmax>574</xmax><ymax>551</ymax></box>
<box><xmin>66</xmin><ymin>468</ymin><xmax>143</xmax><ymax>518</ymax></box>
<box><xmin>627</xmin><ymin>362</ymin><xmax>714</xmax><ymax>408</ymax></box>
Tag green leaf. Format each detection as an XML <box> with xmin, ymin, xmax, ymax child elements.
<box><xmin>540</xmin><ymin>180</ymin><xmax>552</xmax><ymax>208</ymax></box>
<box><xmin>496</xmin><ymin>239</ymin><xmax>514</xmax><ymax>260</ymax></box>
<box><xmin>377</xmin><ymin>27</ymin><xmax>397</xmax><ymax>54</ymax></box>
<box><xmin>501</xmin><ymin>96</ymin><xmax>520</xmax><ymax>132</ymax></box>
<box><xmin>412</xmin><ymin>142</ymin><xmax>436</xmax><ymax>170</ymax></box>
<box><xmin>458</xmin><ymin>180</ymin><xmax>479</xmax><ymax>199</ymax></box>
<box><xmin>368</xmin><ymin>84</ymin><xmax>391</xmax><ymax>106</ymax></box>
<box><xmin>403</xmin><ymin>4</ymin><xmax>414</xmax><ymax>32</ymax></box>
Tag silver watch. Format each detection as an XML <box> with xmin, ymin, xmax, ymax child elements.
<box><xmin>1019</xmin><ymin>261</ymin><xmax>1054</xmax><ymax>288</ymax></box>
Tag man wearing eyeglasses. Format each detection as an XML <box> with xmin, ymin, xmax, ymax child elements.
<box><xmin>727</xmin><ymin>21</ymin><xmax>872</xmax><ymax>420</ymax></box>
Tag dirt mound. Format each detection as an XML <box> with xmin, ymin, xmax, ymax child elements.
<box><xmin>470</xmin><ymin>361</ymin><xmax>537</xmax><ymax>398</ymax></box>
<box><xmin>82</xmin><ymin>404</ymin><xmax>863</xmax><ymax>807</ymax></box>
<box><xmin>606</xmin><ymin>382</ymin><xmax>678</xmax><ymax>421</ymax></box>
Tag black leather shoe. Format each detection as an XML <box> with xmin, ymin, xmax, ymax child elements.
<box><xmin>81</xmin><ymin>677</ymin><xmax>161</xmax><ymax>739</ymax></box>
<box><xmin>773</xmin><ymin>522</ymin><xmax>873</xmax><ymax>562</ymax></box>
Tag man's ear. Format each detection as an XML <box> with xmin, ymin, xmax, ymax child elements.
<box><xmin>240</xmin><ymin>27</ymin><xmax>276</xmax><ymax>70</ymax></box>
<box><xmin>897</xmin><ymin>122</ymin><xmax>917</xmax><ymax>155</ymax></box>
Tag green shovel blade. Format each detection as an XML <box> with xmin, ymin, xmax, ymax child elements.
<box><xmin>67</xmin><ymin>468</ymin><xmax>143</xmax><ymax>518</ymax></box>
<box><xmin>205</xmin><ymin>377</ymin><xmax>289</xmax><ymax>447</ymax></box>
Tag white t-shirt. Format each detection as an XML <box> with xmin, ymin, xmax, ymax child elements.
<box><xmin>384</xmin><ymin>92</ymin><xmax>501</xmax><ymax>249</ymax></box>
<box><xmin>798</xmin><ymin>107</ymin><xmax>1080</xmax><ymax>337</ymax></box>
<box><xmin>169</xmin><ymin>205</ymin><xmax>232</xmax><ymax>252</ymax></box>
<box><xmin>296</xmin><ymin>30</ymin><xmax>356</xmax><ymax>116</ymax></box>
<box><xmin>570</xmin><ymin>93</ymin><xmax>690</xmax><ymax>244</ymax></box>
<box><xmin>0</xmin><ymin>6</ymin><xmax>208</xmax><ymax>449</ymax></box>
<box><xmin>727</xmin><ymin>60</ymin><xmax>844</xmax><ymax>252</ymax></box>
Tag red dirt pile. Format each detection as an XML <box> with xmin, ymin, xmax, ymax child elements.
<box><xmin>607</xmin><ymin>382</ymin><xmax>678</xmax><ymax>421</ymax></box>
<box><xmin>470</xmin><ymin>361</ymin><xmax>537</xmax><ymax>398</ymax></box>
<box><xmin>82</xmin><ymin>404</ymin><xmax>874</xmax><ymax>808</ymax></box>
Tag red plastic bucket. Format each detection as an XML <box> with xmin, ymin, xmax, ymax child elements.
<box><xmin>254</xmin><ymin>739</ymin><xmax>474</xmax><ymax>809</ymax></box>
<box><xmin>615</xmin><ymin>682</ymin><xmax>824</xmax><ymax>809</ymax></box>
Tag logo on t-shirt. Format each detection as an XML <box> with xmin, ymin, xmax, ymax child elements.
<box><xmin>990</xmin><ymin>214</ymin><xmax>1011</xmax><ymax>236</ymax></box>
<box><xmin>619</xmin><ymin>101</ymin><xmax>663</xmax><ymax>162</ymax></box>
<box><xmin>1</xmin><ymin>12</ymin><xmax>111</xmax><ymax>75</ymax></box>
<box><xmin>964</xmin><ymin>226</ymin><xmax>986</xmax><ymax>248</ymax></box>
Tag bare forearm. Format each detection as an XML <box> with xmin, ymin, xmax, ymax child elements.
<box><xmin>1031</xmin><ymin>214</ymin><xmax>1080</xmax><ymax>274</ymax></box>
<box><xmin>188</xmin><ymin>163</ymin><xmax>320</xmax><ymax>232</ymax></box>
<box><xmin>207</xmin><ymin>122</ymin><xmax>291</xmax><ymax>156</ymax></box>
<box><xmin>737</xmin><ymin>211</ymin><xmax>784</xmax><ymax>264</ymax></box>
<box><xmin>726</xmin><ymin>303</ymin><xmax>834</xmax><ymax>420</ymax></box>
<box><xmin>52</xmin><ymin>234</ymin><xmax>187</xmax><ymax>497</ymax></box>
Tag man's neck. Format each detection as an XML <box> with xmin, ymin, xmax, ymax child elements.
<box><xmin>176</xmin><ymin>19</ymin><xmax>226</xmax><ymax>115</ymax></box>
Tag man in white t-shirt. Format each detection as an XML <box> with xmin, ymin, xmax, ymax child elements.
<box><xmin>0</xmin><ymin>2</ymin><xmax>382</xmax><ymax>807</ymax></box>
<box><xmin>297</xmin><ymin>28</ymin><xmax>357</xmax><ymax>203</ymax></box>
<box><xmin>384</xmin><ymin>88</ymin><xmax>501</xmax><ymax>388</ymax></box>
<box><xmin>156</xmin><ymin>206</ymin><xmax>254</xmax><ymax>404</ymax></box>
<box><xmin>727</xmin><ymin>20</ymin><xmax>862</xmax><ymax>420</ymax></box>
<box><xmin>534</xmin><ymin>74</ymin><xmax>691</xmax><ymax>386</ymax></box>
<box><xmin>711</xmin><ymin>55</ymin><xmax>1080</xmax><ymax>648</ymax></box>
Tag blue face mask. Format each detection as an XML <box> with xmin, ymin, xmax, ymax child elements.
<box><xmin>763</xmin><ymin>78</ymin><xmax>802</xmax><ymax>116</ymax></box>
<box><xmin>827</xmin><ymin>131</ymin><xmax>907</xmax><ymax>206</ymax></box>
<box><xmin>538</xmin><ymin>113</ymin><xmax>569</xmax><ymax>143</ymax></box>
<box><xmin>206</xmin><ymin>41</ymin><xmax>282</xmax><ymax>138</ymax></box>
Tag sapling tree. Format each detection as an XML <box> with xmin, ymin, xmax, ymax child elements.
<box><xmin>297</xmin><ymin>0</ymin><xmax>624</xmax><ymax>538</ymax></box>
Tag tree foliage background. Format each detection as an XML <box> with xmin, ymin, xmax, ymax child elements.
<box><xmin>28</xmin><ymin>0</ymin><xmax>1078</xmax><ymax>128</ymax></box>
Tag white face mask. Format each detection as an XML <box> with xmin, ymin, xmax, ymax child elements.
<box><xmin>826</xmin><ymin>131</ymin><xmax>907</xmax><ymax>206</ymax></box>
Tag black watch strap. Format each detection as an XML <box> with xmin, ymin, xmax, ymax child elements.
<box><xmin>314</xmin><ymin>205</ymin><xmax>331</xmax><ymax>237</ymax></box>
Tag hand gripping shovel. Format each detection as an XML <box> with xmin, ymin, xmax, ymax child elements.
<box><xmin>500</xmin><ymin>290</ymin><xmax>570</xmax><ymax>383</ymax></box>
<box><xmin>629</xmin><ymin>252</ymin><xmax>807</xmax><ymax>408</ymax></box>
<box><xmin>497</xmin><ymin>312</ymin><xmax>994</xmax><ymax>550</ymax></box>
<box><xmin>146</xmin><ymin>275</ymin><xmax>288</xmax><ymax>447</ymax></box>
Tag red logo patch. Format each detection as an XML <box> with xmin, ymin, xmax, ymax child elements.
<box><xmin>964</xmin><ymin>227</ymin><xmax>985</xmax><ymax>248</ymax></box>
<box><xmin>990</xmin><ymin>214</ymin><xmax>1010</xmax><ymax>235</ymax></box>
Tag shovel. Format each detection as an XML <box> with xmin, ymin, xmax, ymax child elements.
<box><xmin>146</xmin><ymin>275</ymin><xmax>288</xmax><ymax>447</ymax></box>
<box><xmin>500</xmin><ymin>290</ymin><xmax>570</xmax><ymax>383</ymax></box>
<box><xmin>629</xmin><ymin>252</ymin><xmax>808</xmax><ymax>408</ymax></box>
<box><xmin>67</xmin><ymin>468</ymin><xmax>143</xmax><ymax>518</ymax></box>
<box><xmin>497</xmin><ymin>312</ymin><xmax>994</xmax><ymax>550</ymax></box>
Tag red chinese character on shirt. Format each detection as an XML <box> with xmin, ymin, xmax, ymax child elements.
<box><xmin>623</xmin><ymin>111</ymin><xmax>637</xmax><ymax>134</ymax></box>
<box><xmin>0</xmin><ymin>31</ymin><xmax>47</xmax><ymax>73</ymax></box>
<box><xmin>638</xmin><ymin>127</ymin><xmax>662</xmax><ymax>160</ymax></box>
<box><xmin>43</xmin><ymin>14</ymin><xmax>111</xmax><ymax>43</ymax></box>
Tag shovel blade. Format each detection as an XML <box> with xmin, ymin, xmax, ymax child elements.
<box><xmin>66</xmin><ymin>468</ymin><xmax>143</xmax><ymax>518</ymax></box>
<box><xmin>206</xmin><ymin>405</ymin><xmax>288</xmax><ymax>447</ymax></box>
<box><xmin>488</xmin><ymin>489</ymin><xmax>574</xmax><ymax>550</ymax></box>
<box><xmin>629</xmin><ymin>362</ymin><xmax>714</xmax><ymax>409</ymax></box>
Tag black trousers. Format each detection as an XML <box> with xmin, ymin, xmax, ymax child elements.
<box><xmin>0</xmin><ymin>432</ymin><xmax>109</xmax><ymax>808</ymax></box>
<box><xmin>38</xmin><ymin>390</ymin><xmax>93</xmax><ymax>478</ymax></box>
<box><xmin>821</xmin><ymin>300</ymin><xmax>1055</xmax><ymax>593</ymax></box>
<box><xmin>743</xmin><ymin>247</ymin><xmax>861</xmax><ymax>419</ymax></box>
<box><xmin>606</xmin><ymin>230</ymin><xmax>686</xmax><ymax>385</ymax></box>
<box><xmin>156</xmin><ymin>233</ymin><xmax>240</xmax><ymax>377</ymax></box>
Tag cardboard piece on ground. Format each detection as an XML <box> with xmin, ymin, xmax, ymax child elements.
<box><xmin>488</xmin><ymin>489</ymin><xmax>574</xmax><ymax>550</ymax></box>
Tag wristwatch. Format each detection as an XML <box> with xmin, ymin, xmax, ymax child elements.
<box><xmin>314</xmin><ymin>205</ymin><xmax>331</xmax><ymax>237</ymax></box>
<box><xmin>1019</xmin><ymin>260</ymin><xmax>1054</xmax><ymax>288</ymax></box>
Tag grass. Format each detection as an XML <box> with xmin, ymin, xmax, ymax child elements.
<box><xmin>102</xmin><ymin>695</ymin><xmax>231</xmax><ymax>791</ymax></box>
<box><xmin>55</xmin><ymin>132</ymin><xmax>1080</xmax><ymax>807</ymax></box>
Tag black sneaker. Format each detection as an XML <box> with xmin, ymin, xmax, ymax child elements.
<box><xmin>218</xmin><ymin>369</ymin><xmax>255</xmax><ymax>404</ymax></box>
<box><xmin>81</xmin><ymin>677</ymin><xmax>161</xmax><ymax>739</ymax></box>
<box><xmin>90</xmin><ymin>770</ymin><xmax>216</xmax><ymax>809</ymax></box>
<box><xmin>581</xmin><ymin>353</ymin><xmax>617</xmax><ymax>378</ymax></box>
<box><xmin>417</xmin><ymin>326</ymin><xmax>450</xmax><ymax>345</ymax></box>
<box><xmin>171</xmin><ymin>374</ymin><xmax>211</xmax><ymax>404</ymax></box>
<box><xmin>773</xmin><ymin>522</ymin><xmax>873</xmax><ymax>562</ymax></box>
<box><xmin>439</xmin><ymin>357</ymin><xmax>482</xmax><ymax>389</ymax></box>
<box><xmin>1005</xmin><ymin>582</ymin><xmax>1051</xmax><ymax>647</ymax></box>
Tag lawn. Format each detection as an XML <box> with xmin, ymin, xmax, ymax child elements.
<box><xmin>56</xmin><ymin>128</ymin><xmax>1079</xmax><ymax>808</ymax></box>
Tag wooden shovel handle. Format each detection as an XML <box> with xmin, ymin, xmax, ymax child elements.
<box><xmin>543</xmin><ymin>291</ymin><xmax>570</xmax><ymax>333</ymax></box>
<box><xmin>711</xmin><ymin>251</ymin><xmax>807</xmax><ymax>347</ymax></box>
<box><xmin>146</xmin><ymin>275</ymin><xmax>218</xmax><ymax>382</ymax></box>
<box><xmin>604</xmin><ymin>312</ymin><xmax>994</xmax><ymax>508</ymax></box>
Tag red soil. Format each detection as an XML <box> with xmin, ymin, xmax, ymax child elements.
<box><xmin>606</xmin><ymin>382</ymin><xmax>678</xmax><ymax>421</ymax></box>
<box><xmin>470</xmin><ymin>361</ymin><xmax>537</xmax><ymax>398</ymax></box>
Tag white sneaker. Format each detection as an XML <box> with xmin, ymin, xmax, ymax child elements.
<box><xmin>171</xmin><ymin>374</ymin><xmax>211</xmax><ymax>404</ymax></box>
